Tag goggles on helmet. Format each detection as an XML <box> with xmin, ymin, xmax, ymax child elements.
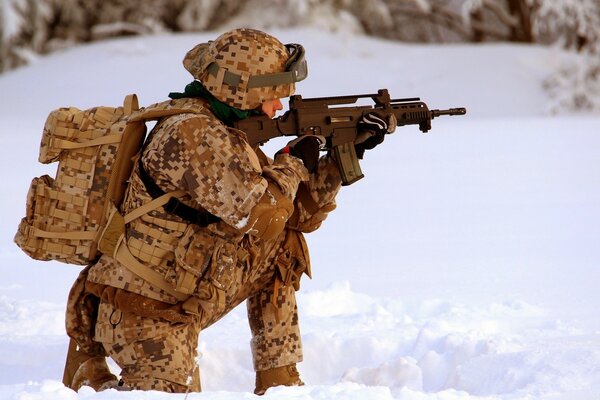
<box><xmin>206</xmin><ymin>43</ymin><xmax>307</xmax><ymax>89</ymax></box>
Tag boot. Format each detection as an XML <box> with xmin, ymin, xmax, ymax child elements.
<box><xmin>254</xmin><ymin>363</ymin><xmax>304</xmax><ymax>395</ymax></box>
<box><xmin>63</xmin><ymin>338</ymin><xmax>118</xmax><ymax>391</ymax></box>
<box><xmin>70</xmin><ymin>356</ymin><xmax>119</xmax><ymax>391</ymax></box>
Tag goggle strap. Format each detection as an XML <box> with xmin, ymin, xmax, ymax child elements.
<box><xmin>247</xmin><ymin>71</ymin><xmax>297</xmax><ymax>88</ymax></box>
<box><xmin>207</xmin><ymin>62</ymin><xmax>242</xmax><ymax>86</ymax></box>
<box><xmin>207</xmin><ymin>62</ymin><xmax>299</xmax><ymax>89</ymax></box>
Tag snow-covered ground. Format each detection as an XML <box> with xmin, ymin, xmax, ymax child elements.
<box><xmin>0</xmin><ymin>29</ymin><xmax>599</xmax><ymax>399</ymax></box>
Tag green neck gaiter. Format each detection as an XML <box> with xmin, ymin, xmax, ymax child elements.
<box><xmin>168</xmin><ymin>80</ymin><xmax>261</xmax><ymax>126</ymax></box>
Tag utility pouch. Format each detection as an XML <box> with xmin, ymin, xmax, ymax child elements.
<box><xmin>209</xmin><ymin>240</ymin><xmax>239</xmax><ymax>292</ymax></box>
<box><xmin>172</xmin><ymin>226</ymin><xmax>213</xmax><ymax>295</ymax></box>
<box><xmin>15</xmin><ymin>174</ymin><xmax>96</xmax><ymax>263</ymax></box>
<box><xmin>14</xmin><ymin>95</ymin><xmax>144</xmax><ymax>265</ymax></box>
<box><xmin>275</xmin><ymin>230</ymin><xmax>311</xmax><ymax>291</ymax></box>
<box><xmin>180</xmin><ymin>229</ymin><xmax>247</xmax><ymax>319</ymax></box>
<box><xmin>14</xmin><ymin>95</ymin><xmax>205</xmax><ymax>267</ymax></box>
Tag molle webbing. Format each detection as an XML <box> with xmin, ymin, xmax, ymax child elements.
<box><xmin>137</xmin><ymin>159</ymin><xmax>221</xmax><ymax>228</ymax></box>
<box><xmin>14</xmin><ymin>95</ymin><xmax>209</xmax><ymax>266</ymax></box>
<box><xmin>13</xmin><ymin>94</ymin><xmax>144</xmax><ymax>265</ymax></box>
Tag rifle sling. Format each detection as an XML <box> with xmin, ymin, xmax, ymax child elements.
<box><xmin>137</xmin><ymin>159</ymin><xmax>220</xmax><ymax>228</ymax></box>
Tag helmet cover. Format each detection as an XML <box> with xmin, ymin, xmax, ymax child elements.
<box><xmin>183</xmin><ymin>28</ymin><xmax>305</xmax><ymax>110</ymax></box>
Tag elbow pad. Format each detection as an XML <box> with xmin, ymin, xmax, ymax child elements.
<box><xmin>245</xmin><ymin>183</ymin><xmax>294</xmax><ymax>241</ymax></box>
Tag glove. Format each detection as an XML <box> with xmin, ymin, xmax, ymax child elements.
<box><xmin>355</xmin><ymin>111</ymin><xmax>397</xmax><ymax>159</ymax></box>
<box><xmin>277</xmin><ymin>135</ymin><xmax>324</xmax><ymax>173</ymax></box>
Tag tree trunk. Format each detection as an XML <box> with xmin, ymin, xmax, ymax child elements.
<box><xmin>471</xmin><ymin>8</ymin><xmax>485</xmax><ymax>42</ymax></box>
<box><xmin>506</xmin><ymin>0</ymin><xmax>533</xmax><ymax>42</ymax></box>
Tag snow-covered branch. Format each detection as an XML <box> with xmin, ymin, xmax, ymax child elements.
<box><xmin>1</xmin><ymin>0</ymin><xmax>600</xmax><ymax>112</ymax></box>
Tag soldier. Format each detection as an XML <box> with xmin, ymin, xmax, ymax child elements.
<box><xmin>62</xmin><ymin>28</ymin><xmax>392</xmax><ymax>394</ymax></box>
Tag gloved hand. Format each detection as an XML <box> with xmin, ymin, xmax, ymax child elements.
<box><xmin>277</xmin><ymin>135</ymin><xmax>324</xmax><ymax>173</ymax></box>
<box><xmin>355</xmin><ymin>111</ymin><xmax>397</xmax><ymax>159</ymax></box>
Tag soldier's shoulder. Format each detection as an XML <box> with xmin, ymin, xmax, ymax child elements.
<box><xmin>159</xmin><ymin>99</ymin><xmax>223</xmax><ymax>129</ymax></box>
<box><xmin>157</xmin><ymin>104</ymin><xmax>227</xmax><ymax>141</ymax></box>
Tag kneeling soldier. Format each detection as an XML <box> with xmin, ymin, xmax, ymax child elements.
<box><xmin>63</xmin><ymin>28</ymin><xmax>343</xmax><ymax>394</ymax></box>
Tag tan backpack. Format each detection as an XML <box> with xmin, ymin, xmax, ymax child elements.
<box><xmin>14</xmin><ymin>95</ymin><xmax>200</xmax><ymax>266</ymax></box>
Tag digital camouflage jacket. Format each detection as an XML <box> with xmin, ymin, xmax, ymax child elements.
<box><xmin>81</xmin><ymin>97</ymin><xmax>342</xmax><ymax>370</ymax></box>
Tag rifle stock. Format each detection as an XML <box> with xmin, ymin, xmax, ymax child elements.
<box><xmin>233</xmin><ymin>89</ymin><xmax>466</xmax><ymax>185</ymax></box>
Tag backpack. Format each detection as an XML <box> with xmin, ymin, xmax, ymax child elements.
<box><xmin>13</xmin><ymin>95</ymin><xmax>202</xmax><ymax>266</ymax></box>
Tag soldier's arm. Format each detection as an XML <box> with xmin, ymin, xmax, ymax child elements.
<box><xmin>154</xmin><ymin>116</ymin><xmax>308</xmax><ymax>240</ymax></box>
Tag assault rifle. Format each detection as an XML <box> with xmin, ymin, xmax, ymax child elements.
<box><xmin>234</xmin><ymin>89</ymin><xmax>466</xmax><ymax>185</ymax></box>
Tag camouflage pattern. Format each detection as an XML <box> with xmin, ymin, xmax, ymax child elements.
<box><xmin>14</xmin><ymin>95</ymin><xmax>215</xmax><ymax>267</ymax></box>
<box><xmin>94</xmin><ymin>301</ymin><xmax>201</xmax><ymax>392</ymax></box>
<box><xmin>76</xmin><ymin>96</ymin><xmax>342</xmax><ymax>390</ymax></box>
<box><xmin>14</xmin><ymin>103</ymin><xmax>129</xmax><ymax>265</ymax></box>
<box><xmin>87</xmin><ymin>98</ymin><xmax>309</xmax><ymax>304</ymax></box>
<box><xmin>248</xmin><ymin>280</ymin><xmax>303</xmax><ymax>371</ymax></box>
<box><xmin>183</xmin><ymin>28</ymin><xmax>295</xmax><ymax>110</ymax></box>
<box><xmin>283</xmin><ymin>155</ymin><xmax>341</xmax><ymax>233</ymax></box>
<box><xmin>92</xmin><ymin>227</ymin><xmax>308</xmax><ymax>391</ymax></box>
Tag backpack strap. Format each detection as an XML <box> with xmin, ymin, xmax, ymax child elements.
<box><xmin>115</xmin><ymin>239</ymin><xmax>189</xmax><ymax>301</ymax></box>
<box><xmin>137</xmin><ymin>159</ymin><xmax>221</xmax><ymax>227</ymax></box>
<box><xmin>98</xmin><ymin>189</ymin><xmax>191</xmax><ymax>302</ymax></box>
<box><xmin>119</xmin><ymin>99</ymin><xmax>220</xmax><ymax>227</ymax></box>
<box><xmin>123</xmin><ymin>94</ymin><xmax>139</xmax><ymax>115</ymax></box>
<box><xmin>49</xmin><ymin>134</ymin><xmax>124</xmax><ymax>150</ymax></box>
<box><xmin>103</xmin><ymin>98</ymin><xmax>219</xmax><ymax>300</ymax></box>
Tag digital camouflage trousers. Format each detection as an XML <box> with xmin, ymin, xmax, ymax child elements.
<box><xmin>85</xmin><ymin>229</ymin><xmax>306</xmax><ymax>392</ymax></box>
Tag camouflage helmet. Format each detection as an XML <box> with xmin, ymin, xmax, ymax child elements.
<box><xmin>183</xmin><ymin>28</ymin><xmax>308</xmax><ymax>110</ymax></box>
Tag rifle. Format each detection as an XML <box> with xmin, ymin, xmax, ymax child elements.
<box><xmin>234</xmin><ymin>89</ymin><xmax>466</xmax><ymax>185</ymax></box>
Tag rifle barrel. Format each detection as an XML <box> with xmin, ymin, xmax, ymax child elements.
<box><xmin>431</xmin><ymin>108</ymin><xmax>467</xmax><ymax>117</ymax></box>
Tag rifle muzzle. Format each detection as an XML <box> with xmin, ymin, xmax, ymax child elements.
<box><xmin>431</xmin><ymin>108</ymin><xmax>467</xmax><ymax>117</ymax></box>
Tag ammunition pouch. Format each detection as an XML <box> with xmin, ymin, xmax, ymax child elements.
<box><xmin>96</xmin><ymin>189</ymin><xmax>199</xmax><ymax>302</ymax></box>
<box><xmin>173</xmin><ymin>226</ymin><xmax>212</xmax><ymax>296</ymax></box>
<box><xmin>181</xmin><ymin>233</ymin><xmax>246</xmax><ymax>321</ymax></box>
<box><xmin>15</xmin><ymin>175</ymin><xmax>98</xmax><ymax>264</ymax></box>
<box><xmin>275</xmin><ymin>229</ymin><xmax>311</xmax><ymax>291</ymax></box>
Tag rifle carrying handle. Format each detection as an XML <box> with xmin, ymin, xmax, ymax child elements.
<box><xmin>332</xmin><ymin>143</ymin><xmax>364</xmax><ymax>186</ymax></box>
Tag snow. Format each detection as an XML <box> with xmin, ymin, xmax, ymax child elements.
<box><xmin>1</xmin><ymin>29</ymin><xmax>600</xmax><ymax>399</ymax></box>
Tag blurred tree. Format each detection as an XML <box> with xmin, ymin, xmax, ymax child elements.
<box><xmin>507</xmin><ymin>0</ymin><xmax>533</xmax><ymax>42</ymax></box>
<box><xmin>0</xmin><ymin>0</ymin><xmax>243</xmax><ymax>71</ymax></box>
<box><xmin>4</xmin><ymin>0</ymin><xmax>599</xmax><ymax>68</ymax></box>
<box><xmin>535</xmin><ymin>0</ymin><xmax>600</xmax><ymax>112</ymax></box>
<box><xmin>0</xmin><ymin>0</ymin><xmax>599</xmax><ymax>112</ymax></box>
